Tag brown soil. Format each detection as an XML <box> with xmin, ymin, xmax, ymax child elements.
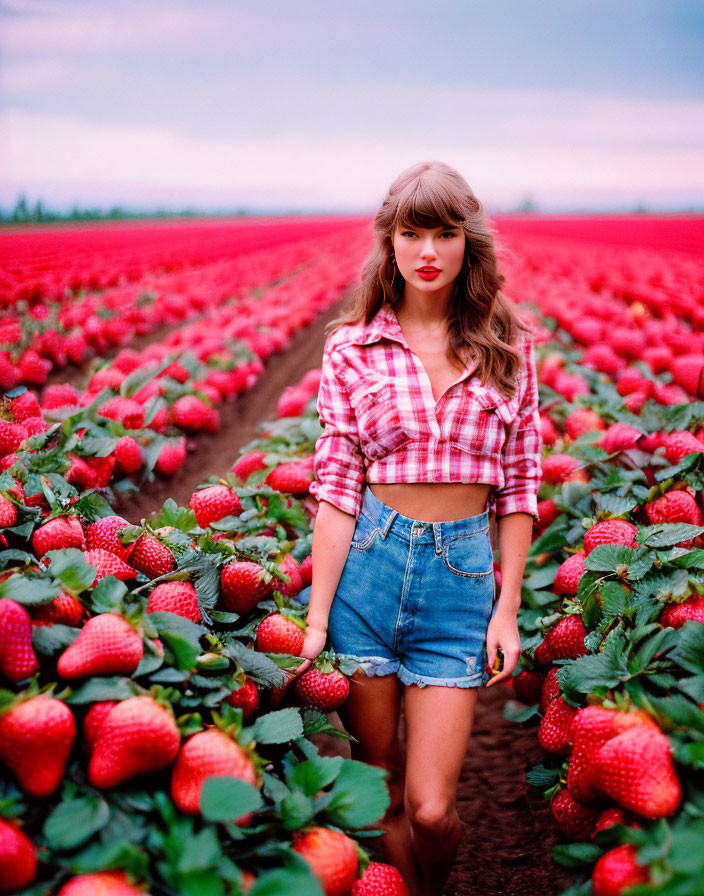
<box><xmin>113</xmin><ymin>298</ymin><xmax>579</xmax><ymax>896</ymax></box>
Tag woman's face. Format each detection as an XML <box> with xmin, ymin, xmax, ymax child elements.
<box><xmin>392</xmin><ymin>223</ymin><xmax>466</xmax><ymax>295</ymax></box>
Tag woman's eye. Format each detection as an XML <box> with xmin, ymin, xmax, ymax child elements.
<box><xmin>400</xmin><ymin>231</ymin><xmax>416</xmax><ymax>238</ymax></box>
<box><xmin>441</xmin><ymin>231</ymin><xmax>457</xmax><ymax>238</ymax></box>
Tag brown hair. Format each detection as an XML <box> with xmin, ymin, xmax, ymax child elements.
<box><xmin>327</xmin><ymin>160</ymin><xmax>528</xmax><ymax>398</ymax></box>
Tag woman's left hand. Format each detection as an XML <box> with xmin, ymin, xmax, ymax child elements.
<box><xmin>484</xmin><ymin>604</ymin><xmax>521</xmax><ymax>688</ymax></box>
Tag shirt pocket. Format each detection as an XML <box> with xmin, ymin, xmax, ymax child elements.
<box><xmin>454</xmin><ymin>383</ymin><xmax>520</xmax><ymax>456</ymax></box>
<box><xmin>347</xmin><ymin>374</ymin><xmax>414</xmax><ymax>461</ymax></box>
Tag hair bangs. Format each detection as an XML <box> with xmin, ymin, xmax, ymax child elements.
<box><xmin>394</xmin><ymin>176</ymin><xmax>466</xmax><ymax>233</ymax></box>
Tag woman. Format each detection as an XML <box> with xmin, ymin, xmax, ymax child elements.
<box><xmin>298</xmin><ymin>161</ymin><xmax>542</xmax><ymax>896</ymax></box>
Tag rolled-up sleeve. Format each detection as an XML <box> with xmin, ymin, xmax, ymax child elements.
<box><xmin>493</xmin><ymin>334</ymin><xmax>543</xmax><ymax>521</ymax></box>
<box><xmin>309</xmin><ymin>344</ymin><xmax>366</xmax><ymax>519</ymax></box>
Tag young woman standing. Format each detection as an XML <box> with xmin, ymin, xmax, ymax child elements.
<box><xmin>298</xmin><ymin>161</ymin><xmax>542</xmax><ymax>896</ymax></box>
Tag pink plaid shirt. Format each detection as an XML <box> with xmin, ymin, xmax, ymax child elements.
<box><xmin>309</xmin><ymin>304</ymin><xmax>542</xmax><ymax>521</ymax></box>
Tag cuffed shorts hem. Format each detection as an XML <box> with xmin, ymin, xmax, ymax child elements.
<box><xmin>338</xmin><ymin>653</ymin><xmax>490</xmax><ymax>688</ymax></box>
<box><xmin>396</xmin><ymin>665</ymin><xmax>487</xmax><ymax>689</ymax></box>
<box><xmin>336</xmin><ymin>653</ymin><xmax>401</xmax><ymax>677</ymax></box>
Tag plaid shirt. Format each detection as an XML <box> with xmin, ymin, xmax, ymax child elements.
<box><xmin>309</xmin><ymin>304</ymin><xmax>542</xmax><ymax>521</ymax></box>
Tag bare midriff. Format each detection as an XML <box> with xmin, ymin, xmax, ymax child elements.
<box><xmin>368</xmin><ymin>481</ymin><xmax>491</xmax><ymax>522</ymax></box>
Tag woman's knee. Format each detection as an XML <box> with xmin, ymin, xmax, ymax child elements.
<box><xmin>405</xmin><ymin>794</ymin><xmax>458</xmax><ymax>839</ymax></box>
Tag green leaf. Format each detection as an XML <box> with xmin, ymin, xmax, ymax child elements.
<box><xmin>585</xmin><ymin>544</ymin><xmax>643</xmax><ymax>573</ymax></box>
<box><xmin>72</xmin><ymin>491</ymin><xmax>115</xmax><ymax>523</ymax></box>
<box><xmin>46</xmin><ymin>548</ymin><xmax>96</xmax><ymax>593</ymax></box>
<box><xmin>89</xmin><ymin>576</ymin><xmax>128</xmax><ymax>614</ymax></box>
<box><xmin>221</xmin><ymin>640</ymin><xmax>285</xmax><ymax>688</ymax></box>
<box><xmin>324</xmin><ymin>759</ymin><xmax>390</xmax><ymax>829</ymax></box>
<box><xmin>177</xmin><ymin>825</ymin><xmax>223</xmax><ymax>873</ymax></box>
<box><xmin>289</xmin><ymin>755</ymin><xmax>344</xmax><ymax>796</ymax></box>
<box><xmin>672</xmin><ymin>549</ymin><xmax>704</xmax><ymax>569</ymax></box>
<box><xmin>43</xmin><ymin>794</ymin><xmax>110</xmax><ymax>851</ymax></box>
<box><xmin>148</xmin><ymin>612</ymin><xmax>207</xmax><ymax>671</ymax></box>
<box><xmin>551</xmin><ymin>841</ymin><xmax>603</xmax><ymax>867</ymax></box>
<box><xmin>64</xmin><ymin>676</ymin><xmax>138</xmax><ymax>705</ymax></box>
<box><xmin>150</xmin><ymin>498</ymin><xmax>198</xmax><ymax>532</ymax></box>
<box><xmin>79</xmin><ymin>435</ymin><xmax>119</xmax><ymax>457</ymax></box>
<box><xmin>596</xmin><ymin>492</ymin><xmax>640</xmax><ymax>516</ymax></box>
<box><xmin>253</xmin><ymin>708</ymin><xmax>304</xmax><ymax>744</ymax></box>
<box><xmin>200</xmin><ymin>776</ymin><xmax>264</xmax><ymax>822</ymax></box>
<box><xmin>502</xmin><ymin>701</ymin><xmax>540</xmax><ymax>722</ymax></box>
<box><xmin>638</xmin><ymin>523</ymin><xmax>704</xmax><ymax>548</ymax></box>
<box><xmin>525</xmin><ymin>764</ymin><xmax>561</xmax><ymax>788</ymax></box>
<box><xmin>249</xmin><ymin>865</ymin><xmax>324</xmax><ymax>896</ymax></box>
<box><xmin>0</xmin><ymin>572</ymin><xmax>59</xmax><ymax>606</ymax></box>
<box><xmin>32</xmin><ymin>623</ymin><xmax>81</xmax><ymax>657</ymax></box>
<box><xmin>280</xmin><ymin>789</ymin><xmax>315</xmax><ymax>830</ymax></box>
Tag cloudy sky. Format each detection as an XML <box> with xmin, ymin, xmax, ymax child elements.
<box><xmin>1</xmin><ymin>0</ymin><xmax>703</xmax><ymax>213</ymax></box>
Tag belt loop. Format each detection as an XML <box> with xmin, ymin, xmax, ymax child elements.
<box><xmin>381</xmin><ymin>510</ymin><xmax>397</xmax><ymax>539</ymax></box>
<box><xmin>432</xmin><ymin>522</ymin><xmax>443</xmax><ymax>554</ymax></box>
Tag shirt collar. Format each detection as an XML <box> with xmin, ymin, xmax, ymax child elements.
<box><xmin>349</xmin><ymin>304</ymin><xmax>408</xmax><ymax>347</ymax></box>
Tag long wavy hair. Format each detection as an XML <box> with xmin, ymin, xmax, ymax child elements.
<box><xmin>327</xmin><ymin>160</ymin><xmax>529</xmax><ymax>399</ymax></box>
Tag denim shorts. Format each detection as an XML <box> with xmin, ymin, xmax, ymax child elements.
<box><xmin>326</xmin><ymin>486</ymin><xmax>497</xmax><ymax>688</ymax></box>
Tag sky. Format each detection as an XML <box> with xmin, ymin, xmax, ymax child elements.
<box><xmin>1</xmin><ymin>0</ymin><xmax>703</xmax><ymax>213</ymax></box>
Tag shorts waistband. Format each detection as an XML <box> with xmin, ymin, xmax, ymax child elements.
<box><xmin>360</xmin><ymin>485</ymin><xmax>490</xmax><ymax>547</ymax></box>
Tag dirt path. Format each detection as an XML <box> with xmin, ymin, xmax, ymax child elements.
<box><xmin>116</xmin><ymin>299</ymin><xmax>577</xmax><ymax>896</ymax></box>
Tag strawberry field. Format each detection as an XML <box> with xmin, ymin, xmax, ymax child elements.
<box><xmin>0</xmin><ymin>214</ymin><xmax>703</xmax><ymax>896</ymax></box>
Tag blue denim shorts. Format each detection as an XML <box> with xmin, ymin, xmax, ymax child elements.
<box><xmin>326</xmin><ymin>486</ymin><xmax>497</xmax><ymax>688</ymax></box>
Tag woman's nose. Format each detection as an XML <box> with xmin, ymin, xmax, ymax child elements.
<box><xmin>420</xmin><ymin>237</ymin><xmax>437</xmax><ymax>259</ymax></box>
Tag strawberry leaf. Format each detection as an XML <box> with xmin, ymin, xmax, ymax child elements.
<box><xmin>46</xmin><ymin>548</ymin><xmax>96</xmax><ymax>593</ymax></box>
<box><xmin>638</xmin><ymin>523</ymin><xmax>704</xmax><ymax>548</ymax></box>
<box><xmin>32</xmin><ymin>622</ymin><xmax>81</xmax><ymax>657</ymax></box>
<box><xmin>551</xmin><ymin>842</ymin><xmax>603</xmax><ymax>868</ymax></box>
<box><xmin>280</xmin><ymin>789</ymin><xmax>315</xmax><ymax>830</ymax></box>
<box><xmin>43</xmin><ymin>793</ymin><xmax>110</xmax><ymax>851</ymax></box>
<box><xmin>253</xmin><ymin>708</ymin><xmax>303</xmax><ymax>744</ymax></box>
<box><xmin>148</xmin><ymin>612</ymin><xmax>207</xmax><ymax>671</ymax></box>
<box><xmin>64</xmin><ymin>676</ymin><xmax>139</xmax><ymax>705</ymax></box>
<box><xmin>0</xmin><ymin>571</ymin><xmax>59</xmax><ymax>605</ymax></box>
<box><xmin>200</xmin><ymin>776</ymin><xmax>263</xmax><ymax>823</ymax></box>
<box><xmin>323</xmin><ymin>758</ymin><xmax>389</xmax><ymax>830</ymax></box>
<box><xmin>90</xmin><ymin>576</ymin><xmax>128</xmax><ymax>613</ymax></box>
<box><xmin>249</xmin><ymin>865</ymin><xmax>324</xmax><ymax>896</ymax></box>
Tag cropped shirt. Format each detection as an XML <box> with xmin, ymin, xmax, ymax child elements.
<box><xmin>309</xmin><ymin>304</ymin><xmax>543</xmax><ymax>521</ymax></box>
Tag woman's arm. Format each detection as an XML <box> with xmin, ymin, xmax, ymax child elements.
<box><xmin>299</xmin><ymin>500</ymin><xmax>358</xmax><ymax>662</ymax></box>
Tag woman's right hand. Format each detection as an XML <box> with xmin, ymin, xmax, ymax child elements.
<box><xmin>290</xmin><ymin>622</ymin><xmax>328</xmax><ymax>680</ymax></box>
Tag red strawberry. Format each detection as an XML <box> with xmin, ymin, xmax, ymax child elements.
<box><xmin>89</xmin><ymin>695</ymin><xmax>180</xmax><ymax>788</ymax></box>
<box><xmin>538</xmin><ymin>666</ymin><xmax>561</xmax><ymax>713</ymax></box>
<box><xmin>292</xmin><ymin>826</ymin><xmax>359</xmax><ymax>896</ymax></box>
<box><xmin>169</xmin><ymin>395</ymin><xmax>219</xmax><ymax>432</ymax></box>
<box><xmin>645</xmin><ymin>490</ymin><xmax>701</xmax><ymax>527</ymax></box>
<box><xmin>227</xmin><ymin>676</ymin><xmax>260</xmax><ymax>723</ymax></box>
<box><xmin>351</xmin><ymin>862</ymin><xmax>411</xmax><ymax>896</ymax></box>
<box><xmin>512</xmin><ymin>669</ymin><xmax>545</xmax><ymax>705</ymax></box>
<box><xmin>293</xmin><ymin>667</ymin><xmax>350</xmax><ymax>712</ymax></box>
<box><xmin>83</xmin><ymin>701</ymin><xmax>118</xmax><ymax>752</ymax></box>
<box><xmin>540</xmin><ymin>413</ymin><xmax>559</xmax><ymax>446</ymax></box>
<box><xmin>154</xmin><ymin>438</ymin><xmax>186</xmax><ymax>475</ymax></box>
<box><xmin>221</xmin><ymin>561</ymin><xmax>273</xmax><ymax>614</ymax></box>
<box><xmin>299</xmin><ymin>553</ymin><xmax>313</xmax><ymax>587</ymax></box>
<box><xmin>0</xmin><ymin>420</ymin><xmax>27</xmax><ymax>457</ymax></box>
<box><xmin>55</xmin><ymin>870</ymin><xmax>146</xmax><ymax>895</ymax></box>
<box><xmin>538</xmin><ymin>696</ymin><xmax>578</xmax><ymax>754</ymax></box>
<box><xmin>230</xmin><ymin>449</ymin><xmax>267</xmax><ymax>482</ymax></box>
<box><xmin>85</xmin><ymin>515</ymin><xmax>132</xmax><ymax>561</ymax></box>
<box><xmin>541</xmin><ymin>454</ymin><xmax>585</xmax><ymax>485</ymax></box>
<box><xmin>7</xmin><ymin>389</ymin><xmax>42</xmax><ymax>422</ymax></box>
<box><xmin>42</xmin><ymin>383</ymin><xmax>80</xmax><ymax>410</ymax></box>
<box><xmin>534</xmin><ymin>614</ymin><xmax>589</xmax><ymax>666</ymax></box>
<box><xmin>64</xmin><ymin>453</ymin><xmax>98</xmax><ymax>490</ymax></box>
<box><xmin>552</xmin><ymin>551</ymin><xmax>586</xmax><ymax>596</ymax></box>
<box><xmin>128</xmin><ymin>534</ymin><xmax>175</xmax><ymax>578</ymax></box>
<box><xmin>255</xmin><ymin>612</ymin><xmax>305</xmax><ymax>655</ymax></box>
<box><xmin>97</xmin><ymin>396</ymin><xmax>145</xmax><ymax>430</ymax></box>
<box><xmin>188</xmin><ymin>484</ymin><xmax>242</xmax><ymax>528</ymax></box>
<box><xmin>146</xmin><ymin>581</ymin><xmax>201</xmax><ymax>623</ymax></box>
<box><xmin>0</xmin><ymin>598</ymin><xmax>39</xmax><ymax>682</ymax></box>
<box><xmin>0</xmin><ymin>817</ymin><xmax>37</xmax><ymax>892</ymax></box>
<box><xmin>595</xmin><ymin>423</ymin><xmax>643</xmax><ymax>454</ymax></box>
<box><xmin>591</xmin><ymin>844</ymin><xmax>649</xmax><ymax>896</ymax></box>
<box><xmin>57</xmin><ymin>613</ymin><xmax>143</xmax><ymax>679</ymax></box>
<box><xmin>31</xmin><ymin>592</ymin><xmax>84</xmax><ymax>628</ymax></box>
<box><xmin>32</xmin><ymin>515</ymin><xmax>86</xmax><ymax>557</ymax></box>
<box><xmin>113</xmin><ymin>435</ymin><xmax>142</xmax><ymax>475</ymax></box>
<box><xmin>549</xmin><ymin>789</ymin><xmax>599</xmax><ymax>840</ymax></box>
<box><xmin>536</xmin><ymin>498</ymin><xmax>560</xmax><ymax>530</ymax></box>
<box><xmin>83</xmin><ymin>549</ymin><xmax>138</xmax><ymax>584</ymax></box>
<box><xmin>265</xmin><ymin>459</ymin><xmax>314</xmax><ymax>496</ymax></box>
<box><xmin>277</xmin><ymin>386</ymin><xmax>310</xmax><ymax>418</ymax></box>
<box><xmin>616</xmin><ymin>367</ymin><xmax>654</xmax><ymax>398</ymax></box>
<box><xmin>663</xmin><ymin>430</ymin><xmax>703</xmax><ymax>465</ymax></box>
<box><xmin>591</xmin><ymin>807</ymin><xmax>637</xmax><ymax>837</ymax></box>
<box><xmin>171</xmin><ymin>727</ymin><xmax>258</xmax><ymax>822</ymax></box>
<box><xmin>274</xmin><ymin>553</ymin><xmax>303</xmax><ymax>598</ymax></box>
<box><xmin>660</xmin><ymin>595</ymin><xmax>704</xmax><ymax>629</ymax></box>
<box><xmin>0</xmin><ymin>695</ymin><xmax>76</xmax><ymax>797</ymax></box>
<box><xmin>583</xmin><ymin>520</ymin><xmax>638</xmax><ymax>556</ymax></box>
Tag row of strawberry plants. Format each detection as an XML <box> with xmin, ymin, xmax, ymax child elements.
<box><xmin>503</xmin><ymin>312</ymin><xmax>704</xmax><ymax>896</ymax></box>
<box><xmin>0</xmin><ymin>367</ymin><xmax>411</xmax><ymax>895</ymax></box>
<box><xmin>0</xmin><ymin>223</ymin><xmax>370</xmax><ymax>388</ymax></box>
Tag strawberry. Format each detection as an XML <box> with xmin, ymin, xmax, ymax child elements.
<box><xmin>645</xmin><ymin>490</ymin><xmax>702</xmax><ymax>526</ymax></box>
<box><xmin>128</xmin><ymin>534</ymin><xmax>175</xmax><ymax>578</ymax></box>
<box><xmin>31</xmin><ymin>592</ymin><xmax>84</xmax><ymax>628</ymax></box>
<box><xmin>230</xmin><ymin>449</ymin><xmax>267</xmax><ymax>482</ymax></box>
<box><xmin>265</xmin><ymin>459</ymin><xmax>314</xmax><ymax>496</ymax></box>
<box><xmin>42</xmin><ymin>383</ymin><xmax>80</xmax><ymax>410</ymax></box>
<box><xmin>591</xmin><ymin>807</ymin><xmax>637</xmax><ymax>837</ymax></box>
<box><xmin>169</xmin><ymin>395</ymin><xmax>219</xmax><ymax>433</ymax></box>
<box><xmin>583</xmin><ymin>520</ymin><xmax>638</xmax><ymax>556</ymax></box>
<box><xmin>154</xmin><ymin>438</ymin><xmax>186</xmax><ymax>475</ymax></box>
<box><xmin>536</xmin><ymin>498</ymin><xmax>560</xmax><ymax>530</ymax></box>
<box><xmin>351</xmin><ymin>862</ymin><xmax>411</xmax><ymax>896</ymax></box>
<box><xmin>591</xmin><ymin>844</ymin><xmax>649</xmax><ymax>896</ymax></box>
<box><xmin>113</xmin><ymin>435</ymin><xmax>142</xmax><ymax>475</ymax></box>
<box><xmin>255</xmin><ymin>612</ymin><xmax>305</xmax><ymax>655</ymax></box>
<box><xmin>83</xmin><ymin>548</ymin><xmax>138</xmax><ymax>583</ymax></box>
<box><xmin>0</xmin><ymin>695</ymin><xmax>76</xmax><ymax>797</ymax></box>
<box><xmin>293</xmin><ymin>667</ymin><xmax>350</xmax><ymax>712</ymax></box>
<box><xmin>0</xmin><ymin>817</ymin><xmax>37</xmax><ymax>892</ymax></box>
<box><xmin>541</xmin><ymin>454</ymin><xmax>583</xmax><ymax>485</ymax></box>
<box><xmin>146</xmin><ymin>581</ymin><xmax>201</xmax><ymax>623</ymax></box>
<box><xmin>277</xmin><ymin>386</ymin><xmax>310</xmax><ymax>418</ymax></box>
<box><xmin>537</xmin><ymin>696</ymin><xmax>577</xmax><ymax>754</ymax></box>
<box><xmin>83</xmin><ymin>701</ymin><xmax>118</xmax><ymax>752</ymax></box>
<box><xmin>171</xmin><ymin>727</ymin><xmax>258</xmax><ymax>822</ymax></box>
<box><xmin>85</xmin><ymin>515</ymin><xmax>132</xmax><ymax>561</ymax></box>
<box><xmin>55</xmin><ymin>870</ymin><xmax>146</xmax><ymax>895</ymax></box>
<box><xmin>221</xmin><ymin>560</ymin><xmax>273</xmax><ymax>614</ymax></box>
<box><xmin>7</xmin><ymin>389</ymin><xmax>42</xmax><ymax>422</ymax></box>
<box><xmin>299</xmin><ymin>553</ymin><xmax>313</xmax><ymax>587</ymax></box>
<box><xmin>0</xmin><ymin>598</ymin><xmax>39</xmax><ymax>682</ymax></box>
<box><xmin>552</xmin><ymin>551</ymin><xmax>586</xmax><ymax>596</ymax></box>
<box><xmin>227</xmin><ymin>676</ymin><xmax>260</xmax><ymax>723</ymax></box>
<box><xmin>663</xmin><ymin>430</ymin><xmax>704</xmax><ymax>465</ymax></box>
<box><xmin>540</xmin><ymin>413</ymin><xmax>559</xmax><ymax>446</ymax></box>
<box><xmin>512</xmin><ymin>669</ymin><xmax>545</xmax><ymax>705</ymax></box>
<box><xmin>292</xmin><ymin>826</ymin><xmax>359</xmax><ymax>896</ymax></box>
<box><xmin>274</xmin><ymin>553</ymin><xmax>303</xmax><ymax>598</ymax></box>
<box><xmin>57</xmin><ymin>613</ymin><xmax>143</xmax><ymax>679</ymax></box>
<box><xmin>97</xmin><ymin>396</ymin><xmax>145</xmax><ymax>430</ymax></box>
<box><xmin>616</xmin><ymin>368</ymin><xmax>654</xmax><ymax>398</ymax></box>
<box><xmin>18</xmin><ymin>349</ymin><xmax>51</xmax><ymax>385</ymax></box>
<box><xmin>32</xmin><ymin>515</ymin><xmax>86</xmax><ymax>557</ymax></box>
<box><xmin>188</xmin><ymin>484</ymin><xmax>242</xmax><ymax>528</ymax></box>
<box><xmin>595</xmin><ymin>423</ymin><xmax>643</xmax><ymax>454</ymax></box>
<box><xmin>534</xmin><ymin>614</ymin><xmax>589</xmax><ymax>666</ymax></box>
<box><xmin>89</xmin><ymin>695</ymin><xmax>180</xmax><ymax>788</ymax></box>
<box><xmin>660</xmin><ymin>595</ymin><xmax>704</xmax><ymax>629</ymax></box>
<box><xmin>0</xmin><ymin>420</ymin><xmax>27</xmax><ymax>457</ymax></box>
<box><xmin>538</xmin><ymin>666</ymin><xmax>561</xmax><ymax>713</ymax></box>
<box><xmin>64</xmin><ymin>454</ymin><xmax>99</xmax><ymax>490</ymax></box>
<box><xmin>549</xmin><ymin>789</ymin><xmax>599</xmax><ymax>840</ymax></box>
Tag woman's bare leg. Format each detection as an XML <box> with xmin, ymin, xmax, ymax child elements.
<box><xmin>403</xmin><ymin>684</ymin><xmax>479</xmax><ymax>896</ymax></box>
<box><xmin>337</xmin><ymin>669</ymin><xmax>422</xmax><ymax>895</ymax></box>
